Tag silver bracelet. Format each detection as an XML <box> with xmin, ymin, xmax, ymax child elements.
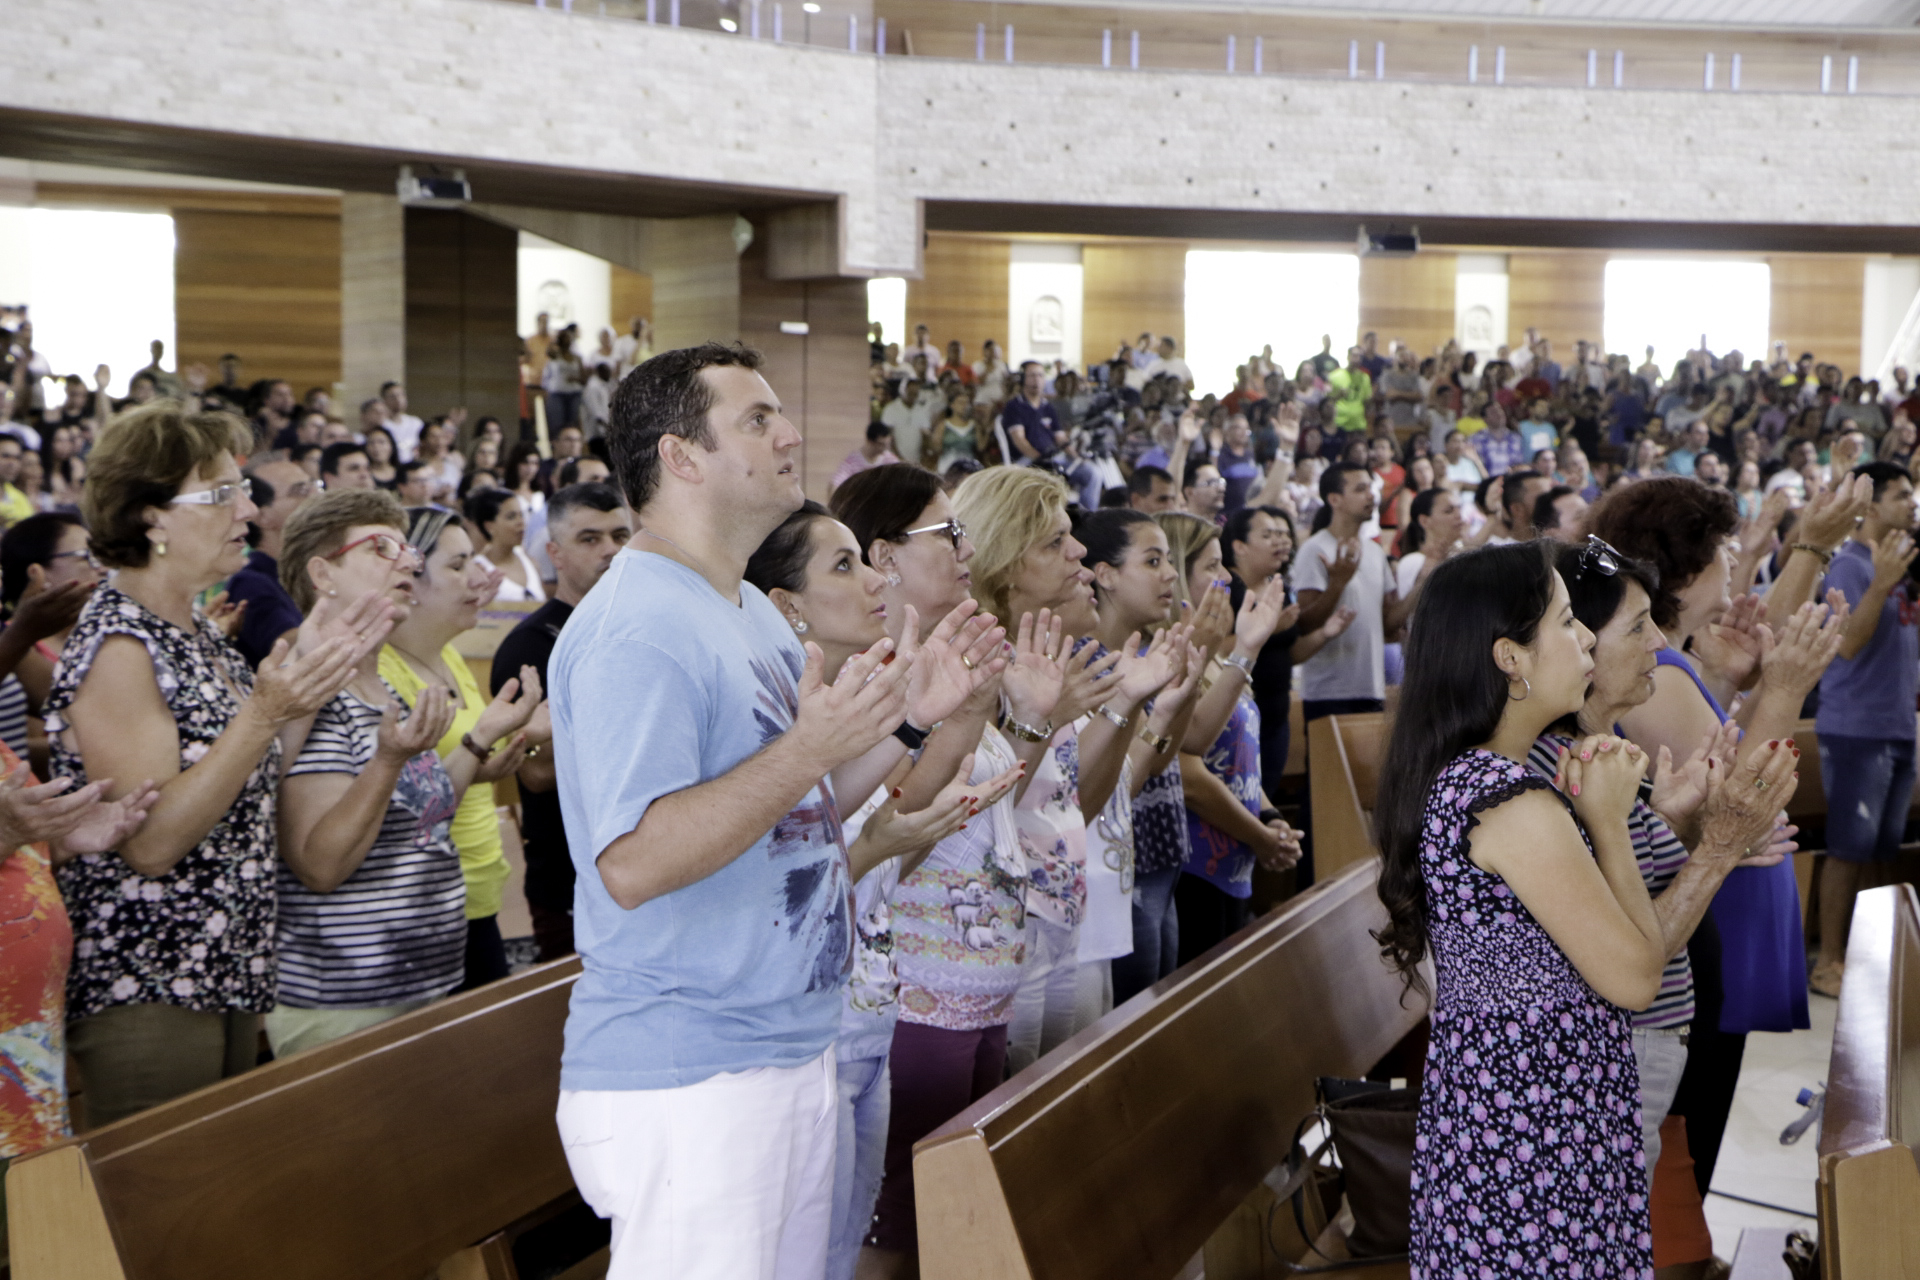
<box><xmin>1220</xmin><ymin>653</ymin><xmax>1256</xmax><ymax>680</ymax></box>
<box><xmin>1096</xmin><ymin>703</ymin><xmax>1130</xmax><ymax>732</ymax></box>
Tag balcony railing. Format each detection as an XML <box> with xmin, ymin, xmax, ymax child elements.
<box><xmin>506</xmin><ymin>0</ymin><xmax>1920</xmax><ymax>96</ymax></box>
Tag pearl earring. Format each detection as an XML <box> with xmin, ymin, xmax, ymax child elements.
<box><xmin>885</xmin><ymin>572</ymin><xmax>902</xmax><ymax>587</ymax></box>
<box><xmin>792</xmin><ymin>618</ymin><xmax>808</xmax><ymax>634</ymax></box>
<box><xmin>154</xmin><ymin>540</ymin><xmax>167</xmax><ymax>558</ymax></box>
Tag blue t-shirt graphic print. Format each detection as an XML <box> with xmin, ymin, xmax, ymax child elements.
<box><xmin>551</xmin><ymin>549</ymin><xmax>854</xmax><ymax>1091</ymax></box>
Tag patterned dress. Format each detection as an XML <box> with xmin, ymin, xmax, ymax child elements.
<box><xmin>1409</xmin><ymin>750</ymin><xmax>1652</xmax><ymax>1280</ymax></box>
<box><xmin>46</xmin><ymin>584</ymin><xmax>282</xmax><ymax>1021</ymax></box>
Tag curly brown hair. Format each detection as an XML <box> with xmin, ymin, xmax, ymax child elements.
<box><xmin>1586</xmin><ymin>476</ymin><xmax>1739</xmax><ymax>630</ymax></box>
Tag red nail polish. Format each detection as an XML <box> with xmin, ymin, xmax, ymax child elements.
<box><xmin>891</xmin><ymin>788</ymin><xmax>903</xmax><ymax>798</ymax></box>
<box><xmin>1767</xmin><ymin>739</ymin><xmax>1780</xmax><ymax>748</ymax></box>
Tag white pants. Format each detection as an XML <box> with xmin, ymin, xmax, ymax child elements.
<box><xmin>1007</xmin><ymin>918</ymin><xmax>1107</xmax><ymax>1073</ymax></box>
<box><xmin>556</xmin><ymin>1050</ymin><xmax>838</xmax><ymax>1280</ymax></box>
<box><xmin>1632</xmin><ymin>1025</ymin><xmax>1690</xmax><ymax>1172</ymax></box>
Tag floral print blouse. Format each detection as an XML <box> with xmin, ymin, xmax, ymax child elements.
<box><xmin>46</xmin><ymin>584</ymin><xmax>282</xmax><ymax>1021</ymax></box>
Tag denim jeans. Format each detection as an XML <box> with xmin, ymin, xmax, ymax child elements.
<box><xmin>826</xmin><ymin>1054</ymin><xmax>890</xmax><ymax>1280</ymax></box>
<box><xmin>1817</xmin><ymin>732</ymin><xmax>1917</xmax><ymax>863</ymax></box>
<box><xmin>1111</xmin><ymin>866</ymin><xmax>1180</xmax><ymax>1005</ymax></box>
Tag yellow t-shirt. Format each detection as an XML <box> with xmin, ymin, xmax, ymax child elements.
<box><xmin>1456</xmin><ymin>414</ymin><xmax>1489</xmax><ymax>438</ymax></box>
<box><xmin>378</xmin><ymin>642</ymin><xmax>510</xmax><ymax>921</ymax></box>
<box><xmin>0</xmin><ymin>484</ymin><xmax>35</xmax><ymax>527</ymax></box>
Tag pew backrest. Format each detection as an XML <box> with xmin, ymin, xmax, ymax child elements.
<box><xmin>1308</xmin><ymin>713</ymin><xmax>1387</xmax><ymax>884</ymax></box>
<box><xmin>913</xmin><ymin>858</ymin><xmax>1425</xmax><ymax>1280</ymax></box>
<box><xmin>8</xmin><ymin>959</ymin><xmax>583</xmax><ymax>1280</ymax></box>
<box><xmin>1817</xmin><ymin>884</ymin><xmax>1920</xmax><ymax>1278</ymax></box>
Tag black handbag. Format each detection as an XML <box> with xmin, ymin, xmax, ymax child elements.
<box><xmin>1275</xmin><ymin>1077</ymin><xmax>1418</xmax><ymax>1272</ymax></box>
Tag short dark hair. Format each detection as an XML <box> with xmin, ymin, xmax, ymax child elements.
<box><xmin>1</xmin><ymin>511</ymin><xmax>85</xmax><ymax>612</ymax></box>
<box><xmin>1320</xmin><ymin>461</ymin><xmax>1368</xmax><ymax>500</ymax></box>
<box><xmin>393</xmin><ymin>459</ymin><xmax>426</xmax><ymax>486</ymax></box>
<box><xmin>1219</xmin><ymin>504</ymin><xmax>1279</xmax><ymax>571</ymax></box>
<box><xmin>744</xmin><ymin>501</ymin><xmax>834</xmax><ymax>597</ymax></box>
<box><xmin>379</xmin><ymin>380</ymin><xmax>400</xmax><ymax>395</ymax></box>
<box><xmin>1855</xmin><ymin>460</ymin><xmax>1912</xmax><ymax>501</ymax></box>
<box><xmin>1128</xmin><ymin>465</ymin><xmax>1173</xmax><ymax>496</ymax></box>
<box><xmin>319</xmin><ymin>441</ymin><xmax>367</xmax><ymax>476</ymax></box>
<box><xmin>866</xmin><ymin>420</ymin><xmax>892</xmax><ymax>444</ymax></box>
<box><xmin>1588</xmin><ymin>476</ymin><xmax>1740</xmax><ymax>629</ymax></box>
<box><xmin>463</xmin><ymin>486</ymin><xmax>516</xmax><ymax>543</ymax></box>
<box><xmin>1532</xmin><ymin>485</ymin><xmax>1578</xmax><ymax>531</ymax></box>
<box><xmin>547</xmin><ymin>481</ymin><xmax>623</xmax><ymax>531</ymax></box>
<box><xmin>829</xmin><ymin>463</ymin><xmax>943</xmax><ymax>564</ymax></box>
<box><xmin>1501</xmin><ymin>470</ymin><xmax>1544</xmax><ymax>517</ymax></box>
<box><xmin>607</xmin><ymin>342</ymin><xmax>764</xmax><ymax>512</ymax></box>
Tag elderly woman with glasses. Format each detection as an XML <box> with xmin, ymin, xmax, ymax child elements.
<box><xmin>378</xmin><ymin>506</ymin><xmax>544</xmax><ymax>992</ymax></box>
<box><xmin>47</xmin><ymin>402</ymin><xmax>395</xmax><ymax>1126</ymax></box>
<box><xmin>1526</xmin><ymin>536</ymin><xmax>1800</xmax><ymax>1173</ymax></box>
<box><xmin>269</xmin><ymin>490</ymin><xmax>538</xmax><ymax>1054</ymax></box>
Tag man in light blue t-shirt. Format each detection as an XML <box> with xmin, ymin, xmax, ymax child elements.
<box><xmin>550</xmin><ymin>342</ymin><xmax>912</xmax><ymax>1279</ymax></box>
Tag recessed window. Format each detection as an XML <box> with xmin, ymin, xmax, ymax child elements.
<box><xmin>1185</xmin><ymin>250</ymin><xmax>1358</xmax><ymax>397</ymax></box>
<box><xmin>1603</xmin><ymin>258</ymin><xmax>1770</xmax><ymax>373</ymax></box>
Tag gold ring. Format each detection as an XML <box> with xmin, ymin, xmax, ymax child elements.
<box><xmin>961</xmin><ymin>655</ymin><xmax>975</xmax><ymax>670</ymax></box>
<box><xmin>1755</xmin><ymin>779</ymin><xmax>1770</xmax><ymax>791</ymax></box>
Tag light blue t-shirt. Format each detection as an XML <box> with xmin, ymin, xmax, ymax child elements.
<box><xmin>551</xmin><ymin>549</ymin><xmax>853</xmax><ymax>1091</ymax></box>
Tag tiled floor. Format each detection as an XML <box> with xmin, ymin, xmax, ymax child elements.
<box><xmin>1701</xmin><ymin>988</ymin><xmax>1834</xmax><ymax>1257</ymax></box>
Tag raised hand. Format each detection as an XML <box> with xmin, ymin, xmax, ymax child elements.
<box><xmin>856</xmin><ymin>756</ymin><xmax>1024</xmax><ymax>866</ymax></box>
<box><xmin>1869</xmin><ymin>528</ymin><xmax>1918</xmax><ymax>594</ymax></box>
<box><xmin>1321</xmin><ymin>538</ymin><xmax>1362</xmax><ymax>592</ymax></box>
<box><xmin>249</xmin><ymin>635</ymin><xmax>361</xmax><ymax>726</ymax></box>
<box><xmin>1699</xmin><ymin>737</ymin><xmax>1799</xmax><ymax>864</ymax></box>
<box><xmin>374</xmin><ymin>687</ymin><xmax>455</xmax><ymax>765</ymax></box>
<box><xmin>1183</xmin><ymin>579</ymin><xmax>1234</xmax><ymax>654</ymax></box>
<box><xmin>898</xmin><ymin>600</ymin><xmax>1007</xmax><ymax>729</ymax></box>
<box><xmin>1791</xmin><ymin>472</ymin><xmax>1873</xmax><ymax>550</ymax></box>
<box><xmin>474</xmin><ymin>733</ymin><xmax>531</xmax><ymax>783</ymax></box>
<box><xmin>473</xmin><ymin>665</ymin><xmax>544</xmax><ymax>746</ymax></box>
<box><xmin>1177</xmin><ymin>410</ymin><xmax>1203</xmax><ymax>444</ymax></box>
<box><xmin>1112</xmin><ymin>627</ymin><xmax>1182</xmax><ymax>706</ymax></box>
<box><xmin>1757</xmin><ymin>599</ymin><xmax>1846</xmax><ymax>703</ymax></box>
<box><xmin>1650</xmin><ymin>721</ymin><xmax>1741</xmax><ymax>829</ymax></box>
<box><xmin>1318</xmin><ymin>605</ymin><xmax>1358</xmax><ymax>640</ymax></box>
<box><xmin>789</xmin><ymin>635</ymin><xmax>912</xmax><ymax>772</ymax></box>
<box><xmin>1232</xmin><ymin>574</ymin><xmax>1292</xmax><ymax>660</ymax></box>
<box><xmin>294</xmin><ymin>589</ymin><xmax>398</xmax><ymax>666</ymax></box>
<box><xmin>1691</xmin><ymin>591</ymin><xmax>1771</xmax><ymax>691</ymax></box>
<box><xmin>1001</xmin><ymin>610</ymin><xmax>1067</xmax><ymax>729</ymax></box>
<box><xmin>9</xmin><ymin>578</ymin><xmax>94</xmax><ymax>644</ymax></box>
<box><xmin>1054</xmin><ymin>641</ymin><xmax>1125</xmax><ymax>727</ymax></box>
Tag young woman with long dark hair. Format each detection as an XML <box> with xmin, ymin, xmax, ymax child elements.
<box><xmin>1374</xmin><ymin>541</ymin><xmax>1664</xmax><ymax>1279</ymax></box>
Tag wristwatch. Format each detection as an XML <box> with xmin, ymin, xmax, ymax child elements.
<box><xmin>893</xmin><ymin>721</ymin><xmax>929</xmax><ymax>751</ymax></box>
<box><xmin>1137</xmin><ymin>723</ymin><xmax>1172</xmax><ymax>754</ymax></box>
<box><xmin>998</xmin><ymin>710</ymin><xmax>1053</xmax><ymax>743</ymax></box>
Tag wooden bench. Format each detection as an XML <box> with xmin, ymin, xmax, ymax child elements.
<box><xmin>913</xmin><ymin>856</ymin><xmax>1423</xmax><ymax>1280</ymax></box>
<box><xmin>1307</xmin><ymin>712</ymin><xmax>1387</xmax><ymax>886</ymax></box>
<box><xmin>7</xmin><ymin>959</ymin><xmax>596</xmax><ymax>1280</ymax></box>
<box><xmin>1816</xmin><ymin>882</ymin><xmax>1920</xmax><ymax>1278</ymax></box>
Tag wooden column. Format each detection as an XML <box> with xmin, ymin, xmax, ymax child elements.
<box><xmin>1506</xmin><ymin>249</ymin><xmax>1607</xmax><ymax>352</ymax></box>
<box><xmin>1359</xmin><ymin>252</ymin><xmax>1458</xmax><ymax>357</ymax></box>
<box><xmin>340</xmin><ymin>193</ymin><xmax>405</xmax><ymax>413</ymax></box>
<box><xmin>174</xmin><ymin>205</ymin><xmax>341</xmax><ymax>397</ymax></box>
<box><xmin>907</xmin><ymin>233</ymin><xmax>1012</xmax><ymax>367</ymax></box>
<box><xmin>651</xmin><ymin>214</ymin><xmax>742</xmax><ymax>351</ymax></box>
<box><xmin>403</xmin><ymin>209</ymin><xmax>520</xmax><ymax>430</ymax></box>
<box><xmin>739</xmin><ymin>219</ymin><xmax>871</xmax><ymax>501</ymax></box>
<box><xmin>1770</xmin><ymin>254</ymin><xmax>1867</xmax><ymax>377</ymax></box>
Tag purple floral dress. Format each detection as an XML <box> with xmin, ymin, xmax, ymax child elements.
<box><xmin>1409</xmin><ymin>750</ymin><xmax>1652</xmax><ymax>1280</ymax></box>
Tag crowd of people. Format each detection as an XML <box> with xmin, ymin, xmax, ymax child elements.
<box><xmin>3</xmin><ymin>303</ymin><xmax>1915</xmax><ymax>1279</ymax></box>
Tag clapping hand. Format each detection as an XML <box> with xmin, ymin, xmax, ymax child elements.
<box><xmin>1232</xmin><ymin>574</ymin><xmax>1293</xmax><ymax>660</ymax></box>
<box><xmin>1318</xmin><ymin>605</ymin><xmax>1358</xmax><ymax>641</ymax></box>
<box><xmin>790</xmin><ymin>634</ymin><xmax>913</xmax><ymax>772</ymax></box>
<box><xmin>374</xmin><ymin>686</ymin><xmax>456</xmax><ymax>766</ymax></box>
<box><xmin>1001</xmin><ymin>610</ymin><xmax>1067</xmax><ymax>730</ymax></box>
<box><xmin>1054</xmin><ymin>640</ymin><xmax>1126</xmax><ymax>726</ymax></box>
<box><xmin>1320</xmin><ymin>538</ymin><xmax>1362</xmax><ymax>593</ymax></box>
<box><xmin>1790</xmin><ymin>473</ymin><xmax>1873</xmax><ymax>550</ymax></box>
<box><xmin>0</xmin><ymin>760</ymin><xmax>159</xmax><ymax>865</ymax></box>
<box><xmin>897</xmin><ymin>600</ymin><xmax>1007</xmax><ymax>730</ymax></box>
<box><xmin>1650</xmin><ymin>721</ymin><xmax>1742</xmax><ymax>831</ymax></box>
<box><xmin>9</xmin><ymin>578</ymin><xmax>94</xmax><ymax>644</ymax></box>
<box><xmin>1757</xmin><ymin>599</ymin><xmax>1847</xmax><ymax>704</ymax></box>
<box><xmin>1699</xmin><ymin>737</ymin><xmax>1800</xmax><ymax>865</ymax></box>
<box><xmin>203</xmin><ymin>590</ymin><xmax>248</xmax><ymax>642</ymax></box>
<box><xmin>293</xmin><ymin>589</ymin><xmax>398</xmax><ymax>666</ymax></box>
<box><xmin>1692</xmin><ymin>592</ymin><xmax>1771</xmax><ymax>691</ymax></box>
<box><xmin>1109</xmin><ymin>626</ymin><xmax>1184</xmax><ymax>708</ymax></box>
<box><xmin>854</xmin><ymin>755</ymin><xmax>1024</xmax><ymax>866</ymax></box>
<box><xmin>251</xmin><ymin>634</ymin><xmax>362</xmax><ymax>726</ymax></box>
<box><xmin>1183</xmin><ymin>579</ymin><xmax>1234</xmax><ymax>654</ymax></box>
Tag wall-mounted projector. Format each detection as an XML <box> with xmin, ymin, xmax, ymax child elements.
<box><xmin>1357</xmin><ymin>225</ymin><xmax>1419</xmax><ymax>257</ymax></box>
<box><xmin>397</xmin><ymin>166</ymin><xmax>472</xmax><ymax>206</ymax></box>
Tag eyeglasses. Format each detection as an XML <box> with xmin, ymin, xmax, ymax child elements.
<box><xmin>325</xmin><ymin>532</ymin><xmax>424</xmax><ymax>570</ymax></box>
<box><xmin>904</xmin><ymin>518</ymin><xmax>970</xmax><ymax>552</ymax></box>
<box><xmin>48</xmin><ymin>548</ymin><xmax>102</xmax><ymax>571</ymax></box>
<box><xmin>170</xmin><ymin>478</ymin><xmax>254</xmax><ymax>507</ymax></box>
<box><xmin>1575</xmin><ymin>534</ymin><xmax>1622</xmax><ymax>581</ymax></box>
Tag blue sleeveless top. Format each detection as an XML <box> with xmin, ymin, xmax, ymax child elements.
<box><xmin>1653</xmin><ymin>648</ymin><xmax>1809</xmax><ymax>1035</ymax></box>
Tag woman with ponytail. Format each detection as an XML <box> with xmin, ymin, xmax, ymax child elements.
<box><xmin>1376</xmin><ymin>541</ymin><xmax>1668</xmax><ymax>1279</ymax></box>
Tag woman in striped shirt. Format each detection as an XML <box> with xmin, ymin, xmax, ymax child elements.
<box><xmin>1525</xmin><ymin>536</ymin><xmax>1795</xmax><ymax>1168</ymax></box>
<box><xmin>268</xmin><ymin>490</ymin><xmax>540</xmax><ymax>1056</ymax></box>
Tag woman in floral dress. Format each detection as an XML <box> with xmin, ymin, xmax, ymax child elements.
<box><xmin>1373</xmin><ymin>541</ymin><xmax>1698</xmax><ymax>1279</ymax></box>
<box><xmin>49</xmin><ymin>403</ymin><xmax>388</xmax><ymax>1127</ymax></box>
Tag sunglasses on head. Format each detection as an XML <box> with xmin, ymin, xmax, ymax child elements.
<box><xmin>1574</xmin><ymin>534</ymin><xmax>1622</xmax><ymax>581</ymax></box>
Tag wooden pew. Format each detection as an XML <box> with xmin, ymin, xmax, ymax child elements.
<box><xmin>7</xmin><ymin>959</ymin><xmax>593</xmax><ymax>1280</ymax></box>
<box><xmin>1308</xmin><ymin>712</ymin><xmax>1387</xmax><ymax>884</ymax></box>
<box><xmin>1816</xmin><ymin>882</ymin><xmax>1920</xmax><ymax>1277</ymax></box>
<box><xmin>913</xmin><ymin>857</ymin><xmax>1423</xmax><ymax>1280</ymax></box>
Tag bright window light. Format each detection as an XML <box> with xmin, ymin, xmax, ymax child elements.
<box><xmin>1603</xmin><ymin>258</ymin><xmax>1770</xmax><ymax>372</ymax></box>
<box><xmin>866</xmin><ymin>277</ymin><xmax>906</xmax><ymax>349</ymax></box>
<box><xmin>1185</xmin><ymin>250</ymin><xmax>1358</xmax><ymax>398</ymax></box>
<box><xmin>719</xmin><ymin>17</ymin><xmax>737</xmax><ymax>30</ymax></box>
<box><xmin>0</xmin><ymin>208</ymin><xmax>175</xmax><ymax>397</ymax></box>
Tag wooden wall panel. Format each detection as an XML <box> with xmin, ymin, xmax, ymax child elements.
<box><xmin>403</xmin><ymin>209</ymin><xmax>521</xmax><ymax>429</ymax></box>
<box><xmin>174</xmin><ymin>208</ymin><xmax>342</xmax><ymax>397</ymax></box>
<box><xmin>1082</xmin><ymin>241</ymin><xmax>1188</xmax><ymax>373</ymax></box>
<box><xmin>340</xmin><ymin>193</ymin><xmax>404</xmax><ymax>411</ymax></box>
<box><xmin>1770</xmin><ymin>254</ymin><xmax>1866</xmax><ymax>377</ymax></box>
<box><xmin>1359</xmin><ymin>252</ymin><xmax>1457</xmax><ymax>359</ymax></box>
<box><xmin>905</xmin><ymin>234</ymin><xmax>1010</xmax><ymax>366</ymax></box>
<box><xmin>1506</xmin><ymin>249</ymin><xmax>1607</xmax><ymax>356</ymax></box>
<box><xmin>651</xmin><ymin>214</ymin><xmax>741</xmax><ymax>352</ymax></box>
<box><xmin>609</xmin><ymin>266</ymin><xmax>653</xmax><ymax>338</ymax></box>
<box><xmin>740</xmin><ymin>222</ymin><xmax>872</xmax><ymax>501</ymax></box>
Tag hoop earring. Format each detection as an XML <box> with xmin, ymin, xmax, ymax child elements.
<box><xmin>1507</xmin><ymin>676</ymin><xmax>1530</xmax><ymax>702</ymax></box>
